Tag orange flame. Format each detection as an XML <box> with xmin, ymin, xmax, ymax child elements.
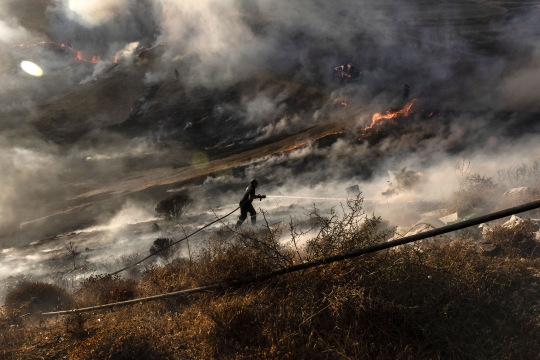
<box><xmin>369</xmin><ymin>99</ymin><xmax>416</xmax><ymax>127</ymax></box>
<box><xmin>357</xmin><ymin>99</ymin><xmax>416</xmax><ymax>141</ymax></box>
<box><xmin>13</xmin><ymin>41</ymin><xmax>101</xmax><ymax>64</ymax></box>
<box><xmin>341</xmin><ymin>98</ymin><xmax>347</xmax><ymax>106</ymax></box>
<box><xmin>76</xmin><ymin>51</ymin><xmax>101</xmax><ymax>64</ymax></box>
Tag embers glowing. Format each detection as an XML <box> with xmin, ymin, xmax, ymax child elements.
<box><xmin>14</xmin><ymin>41</ymin><xmax>101</xmax><ymax>64</ymax></box>
<box><xmin>332</xmin><ymin>98</ymin><xmax>348</xmax><ymax>106</ymax></box>
<box><xmin>75</xmin><ymin>51</ymin><xmax>101</xmax><ymax>64</ymax></box>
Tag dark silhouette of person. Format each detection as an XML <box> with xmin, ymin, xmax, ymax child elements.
<box><xmin>235</xmin><ymin>179</ymin><xmax>265</xmax><ymax>228</ymax></box>
<box><xmin>403</xmin><ymin>84</ymin><xmax>410</xmax><ymax>101</ymax></box>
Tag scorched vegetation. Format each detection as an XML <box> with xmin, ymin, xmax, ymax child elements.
<box><xmin>2</xmin><ymin>196</ymin><xmax>540</xmax><ymax>359</ymax></box>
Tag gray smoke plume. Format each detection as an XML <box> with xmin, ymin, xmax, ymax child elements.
<box><xmin>1</xmin><ymin>0</ymin><xmax>540</xmax><ymax>297</ymax></box>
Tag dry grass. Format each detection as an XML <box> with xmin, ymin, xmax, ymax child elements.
<box><xmin>3</xmin><ymin>198</ymin><xmax>540</xmax><ymax>359</ymax></box>
<box><xmin>4</xmin><ymin>282</ymin><xmax>73</xmax><ymax>320</ymax></box>
<box><xmin>74</xmin><ymin>275</ymin><xmax>139</xmax><ymax>307</ymax></box>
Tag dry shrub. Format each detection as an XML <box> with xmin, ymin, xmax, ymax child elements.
<box><xmin>75</xmin><ymin>275</ymin><xmax>138</xmax><ymax>307</ymax></box>
<box><xmin>4</xmin><ymin>282</ymin><xmax>73</xmax><ymax>318</ymax></box>
<box><xmin>166</xmin><ymin>218</ymin><xmax>538</xmax><ymax>358</ymax></box>
<box><xmin>170</xmin><ymin>199</ymin><xmax>530</xmax><ymax>358</ymax></box>
<box><xmin>5</xmin><ymin>197</ymin><xmax>540</xmax><ymax>359</ymax></box>
<box><xmin>306</xmin><ymin>198</ymin><xmax>390</xmax><ymax>259</ymax></box>
<box><xmin>193</xmin><ymin>224</ymin><xmax>292</xmax><ymax>285</ymax></box>
<box><xmin>72</xmin><ymin>319</ymin><xmax>175</xmax><ymax>360</ymax></box>
<box><xmin>198</xmin><ymin>290</ymin><xmax>270</xmax><ymax>358</ymax></box>
<box><xmin>139</xmin><ymin>259</ymin><xmax>195</xmax><ymax>296</ymax></box>
<box><xmin>453</xmin><ymin>174</ymin><xmax>497</xmax><ymax>217</ymax></box>
<box><xmin>485</xmin><ymin>220</ymin><xmax>540</xmax><ymax>257</ymax></box>
<box><xmin>497</xmin><ymin>160</ymin><xmax>540</xmax><ymax>188</ymax></box>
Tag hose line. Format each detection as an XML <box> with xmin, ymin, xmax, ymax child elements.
<box><xmin>109</xmin><ymin>204</ymin><xmax>241</xmax><ymax>275</ymax></box>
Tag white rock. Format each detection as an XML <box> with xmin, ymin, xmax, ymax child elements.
<box><xmin>479</xmin><ymin>223</ymin><xmax>493</xmax><ymax>237</ymax></box>
<box><xmin>503</xmin><ymin>187</ymin><xmax>531</xmax><ymax>196</ymax></box>
<box><xmin>502</xmin><ymin>215</ymin><xmax>524</xmax><ymax>229</ymax></box>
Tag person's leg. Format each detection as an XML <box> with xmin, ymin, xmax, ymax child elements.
<box><xmin>248</xmin><ymin>204</ymin><xmax>257</xmax><ymax>226</ymax></box>
<box><xmin>236</xmin><ymin>206</ymin><xmax>248</xmax><ymax>229</ymax></box>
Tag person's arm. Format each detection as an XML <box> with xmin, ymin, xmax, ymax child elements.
<box><xmin>247</xmin><ymin>187</ymin><xmax>256</xmax><ymax>202</ymax></box>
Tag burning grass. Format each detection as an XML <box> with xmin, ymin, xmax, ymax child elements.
<box><xmin>3</xmin><ymin>197</ymin><xmax>540</xmax><ymax>359</ymax></box>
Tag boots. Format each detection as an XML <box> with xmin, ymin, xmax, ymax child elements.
<box><xmin>235</xmin><ymin>219</ymin><xmax>244</xmax><ymax>229</ymax></box>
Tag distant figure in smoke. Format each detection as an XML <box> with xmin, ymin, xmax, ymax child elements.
<box><xmin>174</xmin><ymin>68</ymin><xmax>179</xmax><ymax>81</ymax></box>
<box><xmin>235</xmin><ymin>179</ymin><xmax>266</xmax><ymax>229</ymax></box>
<box><xmin>403</xmin><ymin>84</ymin><xmax>410</xmax><ymax>101</ymax></box>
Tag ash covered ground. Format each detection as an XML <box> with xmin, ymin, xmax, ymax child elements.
<box><xmin>1</xmin><ymin>0</ymin><xmax>540</xmax><ymax>300</ymax></box>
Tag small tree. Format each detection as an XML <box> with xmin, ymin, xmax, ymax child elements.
<box><xmin>149</xmin><ymin>238</ymin><xmax>176</xmax><ymax>263</ymax></box>
<box><xmin>66</xmin><ymin>241</ymin><xmax>81</xmax><ymax>271</ymax></box>
<box><xmin>155</xmin><ymin>192</ymin><xmax>193</xmax><ymax>222</ymax></box>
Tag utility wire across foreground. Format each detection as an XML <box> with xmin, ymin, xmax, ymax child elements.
<box><xmin>43</xmin><ymin>198</ymin><xmax>540</xmax><ymax>316</ymax></box>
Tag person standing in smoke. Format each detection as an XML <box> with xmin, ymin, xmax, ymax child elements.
<box><xmin>236</xmin><ymin>179</ymin><xmax>266</xmax><ymax>228</ymax></box>
<box><xmin>403</xmin><ymin>84</ymin><xmax>410</xmax><ymax>101</ymax></box>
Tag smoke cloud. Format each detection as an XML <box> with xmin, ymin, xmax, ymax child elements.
<box><xmin>2</xmin><ymin>0</ymin><xmax>540</xmax><ymax>299</ymax></box>
<box><xmin>61</xmin><ymin>0</ymin><xmax>131</xmax><ymax>26</ymax></box>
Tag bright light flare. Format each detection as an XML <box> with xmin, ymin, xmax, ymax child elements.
<box><xmin>20</xmin><ymin>61</ymin><xmax>43</xmax><ymax>77</ymax></box>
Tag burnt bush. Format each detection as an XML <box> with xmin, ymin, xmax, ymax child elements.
<box><xmin>155</xmin><ymin>191</ymin><xmax>193</xmax><ymax>222</ymax></box>
<box><xmin>149</xmin><ymin>237</ymin><xmax>176</xmax><ymax>263</ymax></box>
<box><xmin>4</xmin><ymin>282</ymin><xmax>73</xmax><ymax>318</ymax></box>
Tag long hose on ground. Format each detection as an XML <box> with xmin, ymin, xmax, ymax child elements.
<box><xmin>110</xmin><ymin>204</ymin><xmax>240</xmax><ymax>275</ymax></box>
<box><xmin>110</xmin><ymin>194</ymin><xmax>265</xmax><ymax>276</ymax></box>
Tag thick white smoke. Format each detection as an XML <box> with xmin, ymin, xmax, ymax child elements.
<box><xmin>60</xmin><ymin>0</ymin><xmax>131</xmax><ymax>26</ymax></box>
<box><xmin>1</xmin><ymin>0</ymin><xmax>540</xmax><ymax>302</ymax></box>
<box><xmin>498</xmin><ymin>51</ymin><xmax>540</xmax><ymax>111</ymax></box>
<box><xmin>0</xmin><ymin>133</ymin><xmax>63</xmax><ymax>229</ymax></box>
<box><xmin>148</xmin><ymin>0</ymin><xmax>272</xmax><ymax>86</ymax></box>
